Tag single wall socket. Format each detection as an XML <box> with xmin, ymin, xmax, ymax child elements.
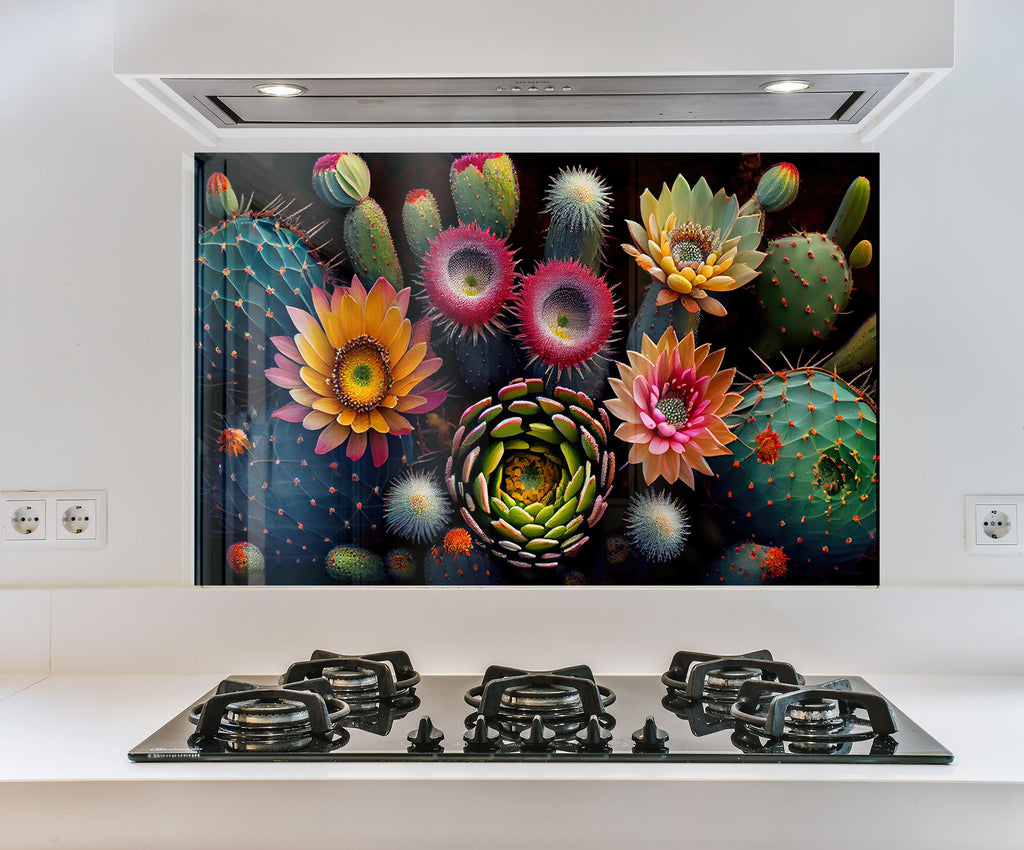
<box><xmin>5</xmin><ymin>500</ymin><xmax>46</xmax><ymax>541</ymax></box>
<box><xmin>965</xmin><ymin>495</ymin><xmax>1024</xmax><ymax>555</ymax></box>
<box><xmin>56</xmin><ymin>499</ymin><xmax>98</xmax><ymax>540</ymax></box>
<box><xmin>0</xmin><ymin>490</ymin><xmax>106</xmax><ymax>549</ymax></box>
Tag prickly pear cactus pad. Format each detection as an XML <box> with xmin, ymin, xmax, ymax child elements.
<box><xmin>195</xmin><ymin>152</ymin><xmax>878</xmax><ymax>585</ymax></box>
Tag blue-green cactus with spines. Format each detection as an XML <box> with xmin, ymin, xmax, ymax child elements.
<box><xmin>210</xmin><ymin>405</ymin><xmax>414</xmax><ymax>584</ymax></box>
<box><xmin>704</xmin><ymin>542</ymin><xmax>789</xmax><ymax>585</ymax></box>
<box><xmin>626</xmin><ymin>284</ymin><xmax>701</xmax><ymax>353</ymax></box>
<box><xmin>709</xmin><ymin>368</ymin><xmax>877</xmax><ymax>568</ymax></box>
<box><xmin>197</xmin><ymin>174</ymin><xmax>326</xmax><ymax>411</ymax></box>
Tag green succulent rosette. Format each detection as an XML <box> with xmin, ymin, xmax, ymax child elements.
<box><xmin>445</xmin><ymin>377</ymin><xmax>616</xmax><ymax>570</ymax></box>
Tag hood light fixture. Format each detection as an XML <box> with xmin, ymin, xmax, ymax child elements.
<box><xmin>255</xmin><ymin>83</ymin><xmax>307</xmax><ymax>97</ymax></box>
<box><xmin>760</xmin><ymin>80</ymin><xmax>813</xmax><ymax>93</ymax></box>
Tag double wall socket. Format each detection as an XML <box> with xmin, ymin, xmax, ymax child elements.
<box><xmin>964</xmin><ymin>495</ymin><xmax>1024</xmax><ymax>556</ymax></box>
<box><xmin>2</xmin><ymin>490</ymin><xmax>107</xmax><ymax>549</ymax></box>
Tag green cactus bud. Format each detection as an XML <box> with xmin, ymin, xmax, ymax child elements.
<box><xmin>849</xmin><ymin>239</ymin><xmax>872</xmax><ymax>270</ymax></box>
<box><xmin>205</xmin><ymin>172</ymin><xmax>239</xmax><ymax>219</ymax></box>
<box><xmin>343</xmin><ymin>198</ymin><xmax>403</xmax><ymax>288</ymax></box>
<box><xmin>402</xmin><ymin>189</ymin><xmax>443</xmax><ymax>265</ymax></box>
<box><xmin>450</xmin><ymin>152</ymin><xmax>519</xmax><ymax>238</ymax></box>
<box><xmin>755</xmin><ymin>162</ymin><xmax>800</xmax><ymax>212</ymax></box>
<box><xmin>826</xmin><ymin>177</ymin><xmax>870</xmax><ymax>252</ymax></box>
<box><xmin>312</xmin><ymin>152</ymin><xmax>371</xmax><ymax>209</ymax></box>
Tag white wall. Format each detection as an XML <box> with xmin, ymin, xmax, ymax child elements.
<box><xmin>0</xmin><ymin>0</ymin><xmax>1022</xmax><ymax>589</ymax></box>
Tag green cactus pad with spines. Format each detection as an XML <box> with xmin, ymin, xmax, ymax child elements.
<box><xmin>402</xmin><ymin>189</ymin><xmax>443</xmax><ymax>266</ymax></box>
<box><xmin>823</xmin><ymin>313</ymin><xmax>878</xmax><ymax>377</ymax></box>
<box><xmin>755</xmin><ymin>232</ymin><xmax>851</xmax><ymax>351</ymax></box>
<box><xmin>450</xmin><ymin>153</ymin><xmax>519</xmax><ymax>239</ymax></box>
<box><xmin>343</xmin><ymin>198</ymin><xmax>403</xmax><ymax>288</ymax></box>
<box><xmin>710</xmin><ymin>368</ymin><xmax>877</xmax><ymax>567</ymax></box>
<box><xmin>826</xmin><ymin>177</ymin><xmax>871</xmax><ymax>252</ymax></box>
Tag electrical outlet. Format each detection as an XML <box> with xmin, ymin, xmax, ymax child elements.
<box><xmin>0</xmin><ymin>490</ymin><xmax>107</xmax><ymax>549</ymax></box>
<box><xmin>4</xmin><ymin>499</ymin><xmax>46</xmax><ymax>541</ymax></box>
<box><xmin>965</xmin><ymin>495</ymin><xmax>1024</xmax><ymax>555</ymax></box>
<box><xmin>56</xmin><ymin>499</ymin><xmax>98</xmax><ymax>540</ymax></box>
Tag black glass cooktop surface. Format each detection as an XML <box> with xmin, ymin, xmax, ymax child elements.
<box><xmin>129</xmin><ymin>673</ymin><xmax>953</xmax><ymax>764</ymax></box>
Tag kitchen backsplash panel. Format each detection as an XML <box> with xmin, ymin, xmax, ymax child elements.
<box><xmin>196</xmin><ymin>152</ymin><xmax>879</xmax><ymax>587</ymax></box>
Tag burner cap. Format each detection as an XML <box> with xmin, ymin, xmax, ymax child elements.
<box><xmin>224</xmin><ymin>697</ymin><xmax>310</xmax><ymax>729</ymax></box>
<box><xmin>323</xmin><ymin>666</ymin><xmax>380</xmax><ymax>694</ymax></box>
<box><xmin>500</xmin><ymin>683</ymin><xmax>584</xmax><ymax>715</ymax></box>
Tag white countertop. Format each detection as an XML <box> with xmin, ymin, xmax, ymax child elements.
<box><xmin>0</xmin><ymin>673</ymin><xmax>1021</xmax><ymax>784</ymax></box>
<box><xmin>0</xmin><ymin>673</ymin><xmax>1022</xmax><ymax>849</ymax></box>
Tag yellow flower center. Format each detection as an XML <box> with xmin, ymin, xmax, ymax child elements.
<box><xmin>502</xmin><ymin>452</ymin><xmax>562</xmax><ymax>506</ymax></box>
<box><xmin>668</xmin><ymin>222</ymin><xmax>721</xmax><ymax>269</ymax></box>
<box><xmin>332</xmin><ymin>335</ymin><xmax>392</xmax><ymax>412</ymax></box>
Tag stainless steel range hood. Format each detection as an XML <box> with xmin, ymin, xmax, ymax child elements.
<box><xmin>113</xmin><ymin>0</ymin><xmax>953</xmax><ymax>145</ymax></box>
<box><xmin>163</xmin><ymin>74</ymin><xmax>905</xmax><ymax>130</ymax></box>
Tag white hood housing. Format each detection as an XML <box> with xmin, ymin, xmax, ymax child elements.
<box><xmin>113</xmin><ymin>0</ymin><xmax>953</xmax><ymax>145</ymax></box>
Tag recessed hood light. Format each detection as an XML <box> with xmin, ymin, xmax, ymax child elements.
<box><xmin>760</xmin><ymin>80</ymin><xmax>813</xmax><ymax>93</ymax></box>
<box><xmin>255</xmin><ymin>83</ymin><xmax>306</xmax><ymax>97</ymax></box>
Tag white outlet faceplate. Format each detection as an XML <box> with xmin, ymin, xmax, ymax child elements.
<box><xmin>1</xmin><ymin>490</ymin><xmax>107</xmax><ymax>549</ymax></box>
<box><xmin>964</xmin><ymin>495</ymin><xmax>1024</xmax><ymax>556</ymax></box>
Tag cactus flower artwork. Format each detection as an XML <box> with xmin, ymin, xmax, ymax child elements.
<box><xmin>197</xmin><ymin>151</ymin><xmax>878</xmax><ymax>585</ymax></box>
<box><xmin>266</xmin><ymin>277</ymin><xmax>445</xmax><ymax>464</ymax></box>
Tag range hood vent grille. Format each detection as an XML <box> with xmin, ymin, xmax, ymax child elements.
<box><xmin>164</xmin><ymin>74</ymin><xmax>906</xmax><ymax>129</ymax></box>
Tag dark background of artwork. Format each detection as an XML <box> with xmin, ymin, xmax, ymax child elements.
<box><xmin>195</xmin><ymin>151</ymin><xmax>879</xmax><ymax>587</ymax></box>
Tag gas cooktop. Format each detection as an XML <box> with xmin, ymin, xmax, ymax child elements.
<box><xmin>128</xmin><ymin>649</ymin><xmax>953</xmax><ymax>764</ymax></box>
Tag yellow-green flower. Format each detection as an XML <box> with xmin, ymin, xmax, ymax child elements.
<box><xmin>622</xmin><ymin>175</ymin><xmax>765</xmax><ymax>316</ymax></box>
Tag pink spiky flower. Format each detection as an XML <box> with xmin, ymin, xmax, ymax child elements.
<box><xmin>266</xmin><ymin>277</ymin><xmax>446</xmax><ymax>466</ymax></box>
<box><xmin>515</xmin><ymin>259</ymin><xmax>618</xmax><ymax>377</ymax></box>
<box><xmin>421</xmin><ymin>223</ymin><xmax>516</xmax><ymax>342</ymax></box>
<box><xmin>606</xmin><ymin>328</ymin><xmax>741</xmax><ymax>487</ymax></box>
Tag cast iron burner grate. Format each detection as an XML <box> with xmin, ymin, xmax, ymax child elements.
<box><xmin>662</xmin><ymin>649</ymin><xmax>804</xmax><ymax>704</ymax></box>
<box><xmin>280</xmin><ymin>649</ymin><xmax>421</xmax><ymax>734</ymax></box>
<box><xmin>281</xmin><ymin>650</ymin><xmax>420</xmax><ymax>701</ymax></box>
<box><xmin>187</xmin><ymin>676</ymin><xmax>351</xmax><ymax>753</ymax></box>
<box><xmin>464</xmin><ymin>664</ymin><xmax>616</xmax><ymax>747</ymax></box>
<box><xmin>730</xmin><ymin>677</ymin><xmax>899</xmax><ymax>752</ymax></box>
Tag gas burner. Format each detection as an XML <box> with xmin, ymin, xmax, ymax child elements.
<box><xmin>187</xmin><ymin>677</ymin><xmax>350</xmax><ymax>753</ymax></box>
<box><xmin>730</xmin><ymin>677</ymin><xmax>899</xmax><ymax>745</ymax></box>
<box><xmin>465</xmin><ymin>665</ymin><xmax>616</xmax><ymax>739</ymax></box>
<box><xmin>280</xmin><ymin>649</ymin><xmax>421</xmax><ymax>708</ymax></box>
<box><xmin>661</xmin><ymin>649</ymin><xmax>804</xmax><ymax>708</ymax></box>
